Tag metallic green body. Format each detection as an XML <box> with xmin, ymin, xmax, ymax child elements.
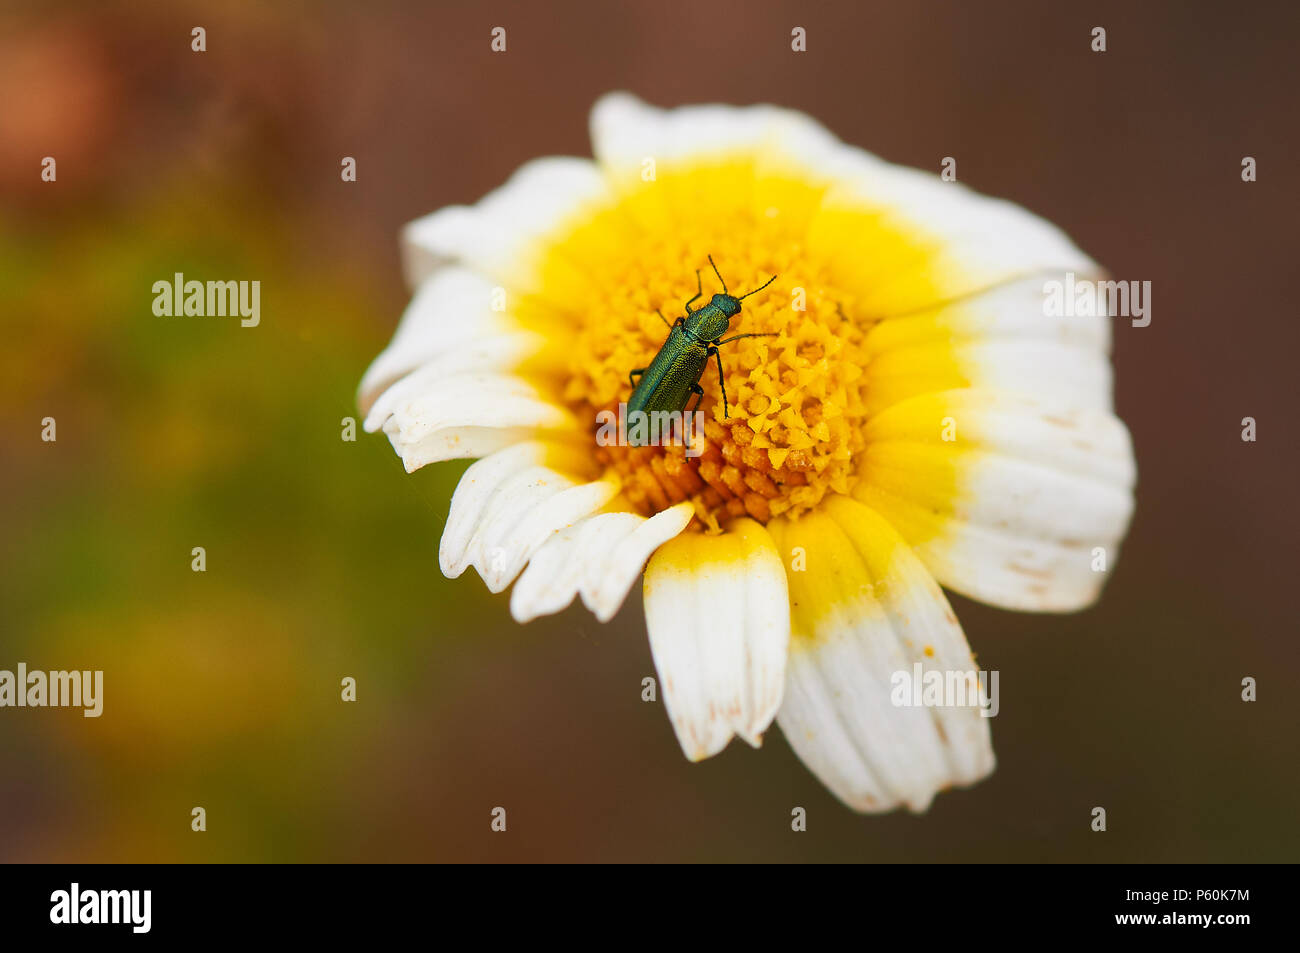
<box><xmin>626</xmin><ymin>293</ymin><xmax>741</xmax><ymax>435</ymax></box>
<box><xmin>621</xmin><ymin>258</ymin><xmax>778</xmax><ymax>447</ymax></box>
<box><xmin>628</xmin><ymin>323</ymin><xmax>711</xmax><ymax>418</ymax></box>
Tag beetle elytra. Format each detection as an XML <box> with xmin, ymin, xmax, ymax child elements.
<box><xmin>624</xmin><ymin>256</ymin><xmax>777</xmax><ymax>445</ymax></box>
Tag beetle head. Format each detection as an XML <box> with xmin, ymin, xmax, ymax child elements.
<box><xmin>691</xmin><ymin>294</ymin><xmax>739</xmax><ymax>339</ymax></box>
<box><xmin>711</xmin><ymin>293</ymin><xmax>742</xmax><ymax>318</ymax></box>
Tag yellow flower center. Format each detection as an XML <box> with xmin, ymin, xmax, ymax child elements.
<box><xmin>521</xmin><ymin>158</ymin><xmax>943</xmax><ymax>531</ymax></box>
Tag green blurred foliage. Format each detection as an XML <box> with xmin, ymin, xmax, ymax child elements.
<box><xmin>2</xmin><ymin>0</ymin><xmax>1296</xmax><ymax>863</ymax></box>
<box><xmin>0</xmin><ymin>177</ymin><xmax>497</xmax><ymax>860</ymax></box>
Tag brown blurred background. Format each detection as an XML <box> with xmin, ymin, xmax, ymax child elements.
<box><xmin>1</xmin><ymin>0</ymin><xmax>1296</xmax><ymax>862</ymax></box>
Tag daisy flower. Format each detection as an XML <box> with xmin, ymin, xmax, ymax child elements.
<box><xmin>359</xmin><ymin>93</ymin><xmax>1136</xmax><ymax>813</ymax></box>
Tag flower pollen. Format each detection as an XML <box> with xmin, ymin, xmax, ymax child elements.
<box><xmin>535</xmin><ymin>167</ymin><xmax>878</xmax><ymax>531</ymax></box>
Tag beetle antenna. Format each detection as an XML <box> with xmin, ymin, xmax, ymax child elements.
<box><xmin>707</xmin><ymin>254</ymin><xmax>727</xmax><ymax>294</ymax></box>
<box><xmin>738</xmin><ymin>273</ymin><xmax>778</xmax><ymax>300</ymax></box>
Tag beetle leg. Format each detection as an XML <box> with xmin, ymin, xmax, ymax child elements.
<box><xmin>628</xmin><ymin>368</ymin><xmax>646</xmax><ymax>390</ymax></box>
<box><xmin>708</xmin><ymin>345</ymin><xmax>730</xmax><ymax>419</ymax></box>
<box><xmin>715</xmin><ymin>331</ymin><xmax>778</xmax><ymax>346</ymax></box>
<box><xmin>683</xmin><ymin>268</ymin><xmax>704</xmax><ymax>313</ymax></box>
<box><xmin>687</xmin><ymin>382</ymin><xmax>704</xmax><ymax>414</ymax></box>
<box><xmin>655</xmin><ymin>308</ymin><xmax>672</xmax><ymax>329</ymax></box>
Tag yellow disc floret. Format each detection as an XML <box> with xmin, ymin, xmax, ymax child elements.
<box><xmin>519</xmin><ymin>157</ymin><xmax>940</xmax><ymax>531</ymax></box>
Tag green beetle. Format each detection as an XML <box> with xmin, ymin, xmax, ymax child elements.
<box><xmin>625</xmin><ymin>256</ymin><xmax>777</xmax><ymax>445</ymax></box>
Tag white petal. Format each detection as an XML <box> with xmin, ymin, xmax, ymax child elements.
<box><xmin>789</xmin><ymin>134</ymin><xmax>1098</xmax><ymax>311</ymax></box>
<box><xmin>590</xmin><ymin>93</ymin><xmax>830</xmax><ymax>233</ymax></box>
<box><xmin>374</xmin><ymin>371</ymin><xmax>575</xmax><ymax>472</ymax></box>
<box><xmin>439</xmin><ymin>441</ymin><xmax>589</xmax><ymax>578</ymax></box>
<box><xmin>856</xmin><ymin>389</ymin><xmax>1137</xmax><ymax>611</ymax></box>
<box><xmin>582</xmin><ymin>503</ymin><xmax>695</xmax><ymax>622</ymax></box>
<box><xmin>817</xmin><ymin>170</ymin><xmax>1096</xmax><ymax>313</ymax></box>
<box><xmin>642</xmin><ymin>519</ymin><xmax>790</xmax><ymax>760</ymax></box>
<box><xmin>363</xmin><ymin>334</ymin><xmax>545</xmax><ymax>430</ymax></box>
<box><xmin>510</xmin><ymin>513</ymin><xmax>643</xmax><ymax>622</ymax></box>
<box><xmin>864</xmin><ymin>273</ymin><xmax>1112</xmax><ymax>355</ymax></box>
<box><xmin>862</xmin><ymin>273</ymin><xmax>1115</xmax><ymax>416</ymax></box>
<box><xmin>511</xmin><ymin>504</ymin><xmax>695</xmax><ymax>624</ymax></box>
<box><xmin>462</xmin><ymin>465</ymin><xmax>578</xmax><ymax>582</ymax></box>
<box><xmin>358</xmin><ymin>267</ymin><xmax>532</xmax><ymax>415</ymax></box>
<box><xmin>953</xmin><ymin>338</ymin><xmax>1112</xmax><ymax>410</ymax></box>
<box><xmin>386</xmin><ymin>424</ymin><xmax>539</xmax><ymax>469</ymax></box>
<box><xmin>475</xmin><ymin>478</ymin><xmax>621</xmax><ymax>593</ymax></box>
<box><xmin>592</xmin><ymin>92</ymin><xmax>804</xmax><ymax>182</ymax></box>
<box><xmin>592</xmin><ymin>94</ymin><xmax>1097</xmax><ymax>313</ymax></box>
<box><xmin>401</xmin><ymin>157</ymin><xmax>611</xmax><ymax>293</ymax></box>
<box><xmin>769</xmin><ymin>496</ymin><xmax>995</xmax><ymax>813</ymax></box>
